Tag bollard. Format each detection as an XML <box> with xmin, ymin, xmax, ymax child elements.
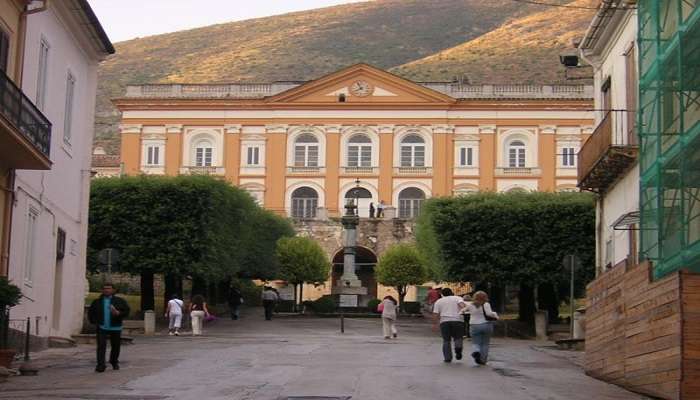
<box><xmin>19</xmin><ymin>318</ymin><xmax>38</xmax><ymax>376</ymax></box>
<box><xmin>535</xmin><ymin>311</ymin><xmax>548</xmax><ymax>341</ymax></box>
<box><xmin>573</xmin><ymin>309</ymin><xmax>586</xmax><ymax>339</ymax></box>
<box><xmin>144</xmin><ymin>310</ymin><xmax>155</xmax><ymax>335</ymax></box>
<box><xmin>340</xmin><ymin>312</ymin><xmax>344</xmax><ymax>334</ymax></box>
<box><xmin>23</xmin><ymin>317</ymin><xmax>30</xmax><ymax>361</ymax></box>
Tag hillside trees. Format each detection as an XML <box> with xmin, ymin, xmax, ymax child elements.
<box><xmin>88</xmin><ymin>175</ymin><xmax>294</xmax><ymax>312</ymax></box>
<box><xmin>416</xmin><ymin>192</ymin><xmax>595</xmax><ymax>323</ymax></box>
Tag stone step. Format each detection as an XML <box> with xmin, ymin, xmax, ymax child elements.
<box><xmin>48</xmin><ymin>336</ymin><xmax>76</xmax><ymax>348</ymax></box>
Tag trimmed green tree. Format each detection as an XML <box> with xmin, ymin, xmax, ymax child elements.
<box><xmin>88</xmin><ymin>175</ymin><xmax>293</xmax><ymax>312</ymax></box>
<box><xmin>275</xmin><ymin>236</ymin><xmax>331</xmax><ymax>310</ymax></box>
<box><xmin>375</xmin><ymin>243</ymin><xmax>428</xmax><ymax>311</ymax></box>
<box><xmin>416</xmin><ymin>191</ymin><xmax>595</xmax><ymax>323</ymax></box>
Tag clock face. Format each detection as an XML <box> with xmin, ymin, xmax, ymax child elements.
<box><xmin>350</xmin><ymin>80</ymin><xmax>373</xmax><ymax>97</ymax></box>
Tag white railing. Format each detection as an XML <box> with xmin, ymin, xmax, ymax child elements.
<box><xmin>287</xmin><ymin>166</ymin><xmax>325</xmax><ymax>174</ymax></box>
<box><xmin>341</xmin><ymin>166</ymin><xmax>378</xmax><ymax>175</ymax></box>
<box><xmin>495</xmin><ymin>167</ymin><xmax>541</xmax><ymax>176</ymax></box>
<box><xmin>125</xmin><ymin>83</ymin><xmax>593</xmax><ymax>100</ymax></box>
<box><xmin>180</xmin><ymin>166</ymin><xmax>225</xmax><ymax>176</ymax></box>
<box><xmin>394</xmin><ymin>166</ymin><xmax>432</xmax><ymax>175</ymax></box>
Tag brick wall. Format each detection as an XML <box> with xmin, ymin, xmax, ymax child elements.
<box><xmin>585</xmin><ymin>261</ymin><xmax>700</xmax><ymax>399</ymax></box>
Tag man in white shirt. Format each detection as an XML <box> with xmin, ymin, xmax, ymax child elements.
<box><xmin>165</xmin><ymin>294</ymin><xmax>184</xmax><ymax>336</ymax></box>
<box><xmin>432</xmin><ymin>288</ymin><xmax>467</xmax><ymax>362</ymax></box>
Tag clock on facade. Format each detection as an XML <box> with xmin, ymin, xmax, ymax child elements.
<box><xmin>349</xmin><ymin>80</ymin><xmax>373</xmax><ymax>97</ymax></box>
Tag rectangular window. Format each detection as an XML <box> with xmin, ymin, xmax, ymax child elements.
<box><xmin>459</xmin><ymin>147</ymin><xmax>474</xmax><ymax>167</ymax></box>
<box><xmin>247</xmin><ymin>147</ymin><xmax>259</xmax><ymax>165</ymax></box>
<box><xmin>147</xmin><ymin>146</ymin><xmax>160</xmax><ymax>165</ymax></box>
<box><xmin>195</xmin><ymin>148</ymin><xmax>212</xmax><ymax>167</ymax></box>
<box><xmin>509</xmin><ymin>148</ymin><xmax>525</xmax><ymax>167</ymax></box>
<box><xmin>348</xmin><ymin>146</ymin><xmax>359</xmax><ymax>167</ymax></box>
<box><xmin>0</xmin><ymin>30</ymin><xmax>9</xmax><ymax>73</ymax></box>
<box><xmin>63</xmin><ymin>72</ymin><xmax>75</xmax><ymax>144</ymax></box>
<box><xmin>204</xmin><ymin>148</ymin><xmax>212</xmax><ymax>166</ymax></box>
<box><xmin>562</xmin><ymin>147</ymin><xmax>576</xmax><ymax>167</ymax></box>
<box><xmin>348</xmin><ymin>145</ymin><xmax>371</xmax><ymax>167</ymax></box>
<box><xmin>307</xmin><ymin>146</ymin><xmax>318</xmax><ymax>167</ymax></box>
<box><xmin>414</xmin><ymin>146</ymin><xmax>425</xmax><ymax>167</ymax></box>
<box><xmin>37</xmin><ymin>39</ymin><xmax>49</xmax><ymax>111</ymax></box>
<box><xmin>24</xmin><ymin>209</ymin><xmax>38</xmax><ymax>284</ymax></box>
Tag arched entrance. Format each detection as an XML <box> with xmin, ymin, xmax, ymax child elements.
<box><xmin>332</xmin><ymin>246</ymin><xmax>378</xmax><ymax>300</ymax></box>
<box><xmin>344</xmin><ymin>187</ymin><xmax>373</xmax><ymax>218</ymax></box>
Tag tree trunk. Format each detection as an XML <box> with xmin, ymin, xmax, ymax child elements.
<box><xmin>537</xmin><ymin>282</ymin><xmax>560</xmax><ymax>324</ymax></box>
<box><xmin>298</xmin><ymin>283</ymin><xmax>304</xmax><ymax>313</ymax></box>
<box><xmin>191</xmin><ymin>276</ymin><xmax>206</xmax><ymax>298</ymax></box>
<box><xmin>518</xmin><ymin>283</ymin><xmax>536</xmax><ymax>324</ymax></box>
<box><xmin>140</xmin><ymin>271</ymin><xmax>155</xmax><ymax>314</ymax></box>
<box><xmin>163</xmin><ymin>273</ymin><xmax>179</xmax><ymax>313</ymax></box>
<box><xmin>490</xmin><ymin>285</ymin><xmax>506</xmax><ymax>313</ymax></box>
<box><xmin>397</xmin><ymin>286</ymin><xmax>406</xmax><ymax>314</ymax></box>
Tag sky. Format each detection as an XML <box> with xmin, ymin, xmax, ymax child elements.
<box><xmin>88</xmin><ymin>0</ymin><xmax>366</xmax><ymax>43</ymax></box>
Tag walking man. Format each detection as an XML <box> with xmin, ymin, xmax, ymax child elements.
<box><xmin>262</xmin><ymin>286</ymin><xmax>279</xmax><ymax>320</ymax></box>
<box><xmin>88</xmin><ymin>283</ymin><xmax>130</xmax><ymax>372</ymax></box>
<box><xmin>432</xmin><ymin>288</ymin><xmax>467</xmax><ymax>363</ymax></box>
<box><xmin>376</xmin><ymin>200</ymin><xmax>385</xmax><ymax>218</ymax></box>
<box><xmin>165</xmin><ymin>294</ymin><xmax>184</xmax><ymax>335</ymax></box>
<box><xmin>228</xmin><ymin>286</ymin><xmax>243</xmax><ymax>320</ymax></box>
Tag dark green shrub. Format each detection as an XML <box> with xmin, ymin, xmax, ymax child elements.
<box><xmin>313</xmin><ymin>296</ymin><xmax>336</xmax><ymax>314</ymax></box>
<box><xmin>402</xmin><ymin>301</ymin><xmax>421</xmax><ymax>314</ymax></box>
<box><xmin>367</xmin><ymin>298</ymin><xmax>381</xmax><ymax>313</ymax></box>
<box><xmin>302</xmin><ymin>300</ymin><xmax>314</xmax><ymax>312</ymax></box>
<box><xmin>276</xmin><ymin>300</ymin><xmax>296</xmax><ymax>313</ymax></box>
<box><xmin>237</xmin><ymin>280</ymin><xmax>262</xmax><ymax>306</ymax></box>
<box><xmin>0</xmin><ymin>277</ymin><xmax>21</xmax><ymax>309</ymax></box>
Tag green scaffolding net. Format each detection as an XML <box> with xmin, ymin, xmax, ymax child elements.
<box><xmin>638</xmin><ymin>0</ymin><xmax>700</xmax><ymax>279</ymax></box>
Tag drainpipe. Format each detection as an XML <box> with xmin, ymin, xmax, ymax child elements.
<box><xmin>1</xmin><ymin>170</ymin><xmax>16</xmax><ymax>277</ymax></box>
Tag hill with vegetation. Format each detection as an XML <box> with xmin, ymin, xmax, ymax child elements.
<box><xmin>95</xmin><ymin>0</ymin><xmax>595</xmax><ymax>153</ymax></box>
<box><xmin>391</xmin><ymin>0</ymin><xmax>597</xmax><ymax>83</ymax></box>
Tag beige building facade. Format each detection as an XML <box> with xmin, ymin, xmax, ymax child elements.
<box><xmin>116</xmin><ymin>64</ymin><xmax>594</xmax><ymax>220</ymax></box>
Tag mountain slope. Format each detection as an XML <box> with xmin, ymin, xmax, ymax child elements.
<box><xmin>94</xmin><ymin>0</ymin><xmax>548</xmax><ymax>144</ymax></box>
<box><xmin>391</xmin><ymin>0</ymin><xmax>596</xmax><ymax>84</ymax></box>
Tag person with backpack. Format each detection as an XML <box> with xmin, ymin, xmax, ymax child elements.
<box><xmin>88</xmin><ymin>283</ymin><xmax>130</xmax><ymax>372</ymax></box>
<box><xmin>464</xmin><ymin>291</ymin><xmax>499</xmax><ymax>365</ymax></box>
<box><xmin>379</xmin><ymin>295</ymin><xmax>398</xmax><ymax>339</ymax></box>
<box><xmin>432</xmin><ymin>288</ymin><xmax>467</xmax><ymax>363</ymax></box>
<box><xmin>165</xmin><ymin>294</ymin><xmax>184</xmax><ymax>336</ymax></box>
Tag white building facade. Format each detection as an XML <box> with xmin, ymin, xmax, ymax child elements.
<box><xmin>7</xmin><ymin>1</ymin><xmax>113</xmax><ymax>340</ymax></box>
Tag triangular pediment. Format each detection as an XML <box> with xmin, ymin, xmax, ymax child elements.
<box><xmin>267</xmin><ymin>64</ymin><xmax>455</xmax><ymax>105</ymax></box>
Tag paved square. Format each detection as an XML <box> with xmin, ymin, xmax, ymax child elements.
<box><xmin>0</xmin><ymin>310</ymin><xmax>648</xmax><ymax>400</ymax></box>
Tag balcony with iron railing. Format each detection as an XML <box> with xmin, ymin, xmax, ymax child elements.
<box><xmin>287</xmin><ymin>166</ymin><xmax>326</xmax><ymax>174</ymax></box>
<box><xmin>578</xmin><ymin>110</ymin><xmax>638</xmax><ymax>193</ymax></box>
<box><xmin>0</xmin><ymin>69</ymin><xmax>52</xmax><ymax>170</ymax></box>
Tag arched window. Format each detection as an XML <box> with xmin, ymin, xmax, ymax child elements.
<box><xmin>347</xmin><ymin>134</ymin><xmax>372</xmax><ymax>167</ymax></box>
<box><xmin>400</xmin><ymin>134</ymin><xmax>425</xmax><ymax>167</ymax></box>
<box><xmin>291</xmin><ymin>187</ymin><xmax>318</xmax><ymax>218</ymax></box>
<box><xmin>398</xmin><ymin>187</ymin><xmax>426</xmax><ymax>219</ymax></box>
<box><xmin>294</xmin><ymin>134</ymin><xmax>319</xmax><ymax>167</ymax></box>
<box><xmin>508</xmin><ymin>140</ymin><xmax>526</xmax><ymax>168</ymax></box>
<box><xmin>344</xmin><ymin>187</ymin><xmax>373</xmax><ymax>217</ymax></box>
<box><xmin>194</xmin><ymin>139</ymin><xmax>213</xmax><ymax>167</ymax></box>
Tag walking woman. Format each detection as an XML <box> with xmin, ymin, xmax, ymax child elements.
<box><xmin>189</xmin><ymin>294</ymin><xmax>210</xmax><ymax>336</ymax></box>
<box><xmin>465</xmin><ymin>291</ymin><xmax>499</xmax><ymax>365</ymax></box>
<box><xmin>380</xmin><ymin>295</ymin><xmax>398</xmax><ymax>339</ymax></box>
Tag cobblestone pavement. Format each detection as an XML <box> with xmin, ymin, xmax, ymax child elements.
<box><xmin>0</xmin><ymin>308</ymin><xmax>648</xmax><ymax>400</ymax></box>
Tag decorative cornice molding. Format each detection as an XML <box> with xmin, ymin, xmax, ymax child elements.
<box><xmin>539</xmin><ymin>125</ymin><xmax>557</xmax><ymax>135</ymax></box>
<box><xmin>378</xmin><ymin>124</ymin><xmax>395</xmax><ymax>134</ymax></box>
<box><xmin>165</xmin><ymin>124</ymin><xmax>183</xmax><ymax>134</ymax></box>
<box><xmin>265</xmin><ymin>124</ymin><xmax>289</xmax><ymax>134</ymax></box>
<box><xmin>478</xmin><ymin>125</ymin><xmax>496</xmax><ymax>134</ymax></box>
<box><xmin>454</xmin><ymin>134</ymin><xmax>481</xmax><ymax>142</ymax></box>
<box><xmin>582</xmin><ymin>126</ymin><xmax>594</xmax><ymax>135</ymax></box>
<box><xmin>432</xmin><ymin>124</ymin><xmax>455</xmax><ymax>134</ymax></box>
<box><xmin>120</xmin><ymin>124</ymin><xmax>142</xmax><ymax>134</ymax></box>
<box><xmin>224</xmin><ymin>124</ymin><xmax>242</xmax><ymax>134</ymax></box>
<box><xmin>142</xmin><ymin>133</ymin><xmax>166</xmax><ymax>140</ymax></box>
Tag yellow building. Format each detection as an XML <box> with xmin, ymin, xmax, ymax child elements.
<box><xmin>115</xmin><ymin>64</ymin><xmax>594</xmax><ymax>219</ymax></box>
<box><xmin>0</xmin><ymin>0</ymin><xmax>52</xmax><ymax>277</ymax></box>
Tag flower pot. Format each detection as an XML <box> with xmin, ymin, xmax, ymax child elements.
<box><xmin>0</xmin><ymin>348</ymin><xmax>16</xmax><ymax>368</ymax></box>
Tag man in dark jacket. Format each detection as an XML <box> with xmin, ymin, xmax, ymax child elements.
<box><xmin>88</xmin><ymin>283</ymin><xmax>130</xmax><ymax>372</ymax></box>
<box><xmin>228</xmin><ymin>286</ymin><xmax>243</xmax><ymax>320</ymax></box>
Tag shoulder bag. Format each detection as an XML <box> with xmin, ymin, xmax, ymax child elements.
<box><xmin>482</xmin><ymin>304</ymin><xmax>498</xmax><ymax>322</ymax></box>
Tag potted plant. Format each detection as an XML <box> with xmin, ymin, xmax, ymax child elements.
<box><xmin>0</xmin><ymin>277</ymin><xmax>22</xmax><ymax>368</ymax></box>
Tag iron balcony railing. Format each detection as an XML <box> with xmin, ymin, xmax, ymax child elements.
<box><xmin>578</xmin><ymin>110</ymin><xmax>638</xmax><ymax>192</ymax></box>
<box><xmin>0</xmin><ymin>69</ymin><xmax>51</xmax><ymax>158</ymax></box>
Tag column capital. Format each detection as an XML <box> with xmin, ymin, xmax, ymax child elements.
<box><xmin>265</xmin><ymin>124</ymin><xmax>288</xmax><ymax>134</ymax></box>
<box><xmin>478</xmin><ymin>125</ymin><xmax>496</xmax><ymax>134</ymax></box>
<box><xmin>224</xmin><ymin>124</ymin><xmax>242</xmax><ymax>134</ymax></box>
<box><xmin>582</xmin><ymin>125</ymin><xmax>594</xmax><ymax>135</ymax></box>
<box><xmin>539</xmin><ymin>125</ymin><xmax>557</xmax><ymax>135</ymax></box>
<box><xmin>119</xmin><ymin>124</ymin><xmax>142</xmax><ymax>134</ymax></box>
<box><xmin>164</xmin><ymin>124</ymin><xmax>183</xmax><ymax>134</ymax></box>
<box><xmin>324</xmin><ymin>124</ymin><xmax>342</xmax><ymax>134</ymax></box>
<box><xmin>432</xmin><ymin>124</ymin><xmax>455</xmax><ymax>134</ymax></box>
<box><xmin>378</xmin><ymin>124</ymin><xmax>395</xmax><ymax>134</ymax></box>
